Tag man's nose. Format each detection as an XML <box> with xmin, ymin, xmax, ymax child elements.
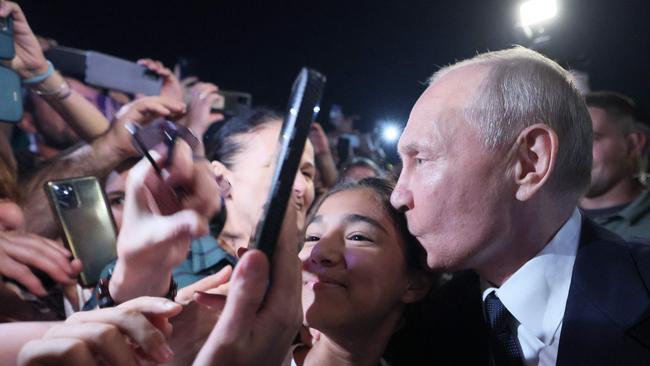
<box><xmin>391</xmin><ymin>179</ymin><xmax>414</xmax><ymax>213</ymax></box>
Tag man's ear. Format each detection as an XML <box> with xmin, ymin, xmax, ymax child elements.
<box><xmin>626</xmin><ymin>131</ymin><xmax>647</xmax><ymax>158</ymax></box>
<box><xmin>510</xmin><ymin>123</ymin><xmax>558</xmax><ymax>202</ymax></box>
<box><xmin>401</xmin><ymin>271</ymin><xmax>434</xmax><ymax>304</ymax></box>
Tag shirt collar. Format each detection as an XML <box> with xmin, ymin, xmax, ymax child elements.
<box><xmin>616</xmin><ymin>189</ymin><xmax>650</xmax><ymax>223</ymax></box>
<box><xmin>482</xmin><ymin>208</ymin><xmax>582</xmax><ymax>345</ymax></box>
<box><xmin>189</xmin><ymin>236</ymin><xmax>237</xmax><ymax>274</ymax></box>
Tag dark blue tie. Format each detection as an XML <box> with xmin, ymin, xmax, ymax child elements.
<box><xmin>484</xmin><ymin>292</ymin><xmax>525</xmax><ymax>366</ymax></box>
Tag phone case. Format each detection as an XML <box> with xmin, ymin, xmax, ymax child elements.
<box><xmin>44</xmin><ymin>176</ymin><xmax>118</xmax><ymax>287</ymax></box>
<box><xmin>0</xmin><ymin>66</ymin><xmax>22</xmax><ymax>123</ymax></box>
<box><xmin>249</xmin><ymin>68</ymin><xmax>326</xmax><ymax>264</ymax></box>
<box><xmin>0</xmin><ymin>16</ymin><xmax>15</xmax><ymax>60</ymax></box>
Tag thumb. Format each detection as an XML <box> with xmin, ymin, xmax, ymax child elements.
<box><xmin>212</xmin><ymin>250</ymin><xmax>268</xmax><ymax>338</ymax></box>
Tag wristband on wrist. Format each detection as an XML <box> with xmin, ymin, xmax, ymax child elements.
<box><xmin>97</xmin><ymin>268</ymin><xmax>178</xmax><ymax>308</ymax></box>
<box><xmin>22</xmin><ymin>60</ymin><xmax>55</xmax><ymax>85</ymax></box>
<box><xmin>31</xmin><ymin>79</ymin><xmax>72</xmax><ymax>100</ymax></box>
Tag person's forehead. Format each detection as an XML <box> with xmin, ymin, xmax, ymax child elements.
<box><xmin>302</xmin><ymin>139</ymin><xmax>315</xmax><ymax>166</ymax></box>
<box><xmin>399</xmin><ymin>65</ymin><xmax>488</xmax><ymax>152</ymax></box>
<box><xmin>316</xmin><ymin>189</ymin><xmax>385</xmax><ymax>224</ymax></box>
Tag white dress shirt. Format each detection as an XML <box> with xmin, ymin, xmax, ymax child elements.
<box><xmin>482</xmin><ymin>208</ymin><xmax>582</xmax><ymax>366</ymax></box>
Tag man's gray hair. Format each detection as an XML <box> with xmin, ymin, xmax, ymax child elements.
<box><xmin>430</xmin><ymin>46</ymin><xmax>593</xmax><ymax>198</ymax></box>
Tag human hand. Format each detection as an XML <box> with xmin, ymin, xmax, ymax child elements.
<box><xmin>138</xmin><ymin>59</ymin><xmax>184</xmax><ymax>104</ymax></box>
<box><xmin>0</xmin><ymin>230</ymin><xmax>82</xmax><ymax>297</ymax></box>
<box><xmin>17</xmin><ymin>296</ymin><xmax>182</xmax><ymax>366</ymax></box>
<box><xmin>0</xmin><ymin>1</ymin><xmax>48</xmax><ymax>79</ymax></box>
<box><xmin>110</xmin><ymin>142</ymin><xmax>222</xmax><ymax>302</ymax></box>
<box><xmin>192</xmin><ymin>203</ymin><xmax>302</xmax><ymax>365</ymax></box>
<box><xmin>175</xmin><ymin>265</ymin><xmax>232</xmax><ymax>306</ymax></box>
<box><xmin>309</xmin><ymin>122</ymin><xmax>331</xmax><ymax>155</ymax></box>
<box><xmin>107</xmin><ymin>96</ymin><xmax>186</xmax><ymax>158</ymax></box>
<box><xmin>183</xmin><ymin>82</ymin><xmax>225</xmax><ymax>138</ymax></box>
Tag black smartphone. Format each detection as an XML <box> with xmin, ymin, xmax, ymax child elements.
<box><xmin>44</xmin><ymin>176</ymin><xmax>118</xmax><ymax>287</ymax></box>
<box><xmin>0</xmin><ymin>16</ymin><xmax>15</xmax><ymax>60</ymax></box>
<box><xmin>249</xmin><ymin>68</ymin><xmax>326</xmax><ymax>264</ymax></box>
<box><xmin>211</xmin><ymin>90</ymin><xmax>252</xmax><ymax>117</ymax></box>
<box><xmin>0</xmin><ymin>65</ymin><xmax>22</xmax><ymax>123</ymax></box>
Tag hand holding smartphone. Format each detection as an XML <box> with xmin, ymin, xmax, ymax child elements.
<box><xmin>44</xmin><ymin>176</ymin><xmax>117</xmax><ymax>287</ymax></box>
<box><xmin>249</xmin><ymin>68</ymin><xmax>326</xmax><ymax>265</ymax></box>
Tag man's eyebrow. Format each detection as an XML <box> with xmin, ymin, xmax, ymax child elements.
<box><xmin>399</xmin><ymin>142</ymin><xmax>428</xmax><ymax>155</ymax></box>
<box><xmin>344</xmin><ymin>214</ymin><xmax>388</xmax><ymax>234</ymax></box>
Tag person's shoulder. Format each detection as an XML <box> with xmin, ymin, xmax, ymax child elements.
<box><xmin>580</xmin><ymin>220</ymin><xmax>650</xmax><ymax>287</ymax></box>
<box><xmin>622</xmin><ymin>239</ymin><xmax>650</xmax><ymax>284</ymax></box>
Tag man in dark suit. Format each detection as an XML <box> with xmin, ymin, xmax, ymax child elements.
<box><xmin>390</xmin><ymin>46</ymin><xmax>650</xmax><ymax>365</ymax></box>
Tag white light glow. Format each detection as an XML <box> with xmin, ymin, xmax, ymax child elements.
<box><xmin>381</xmin><ymin>124</ymin><xmax>401</xmax><ymax>143</ymax></box>
<box><xmin>313</xmin><ymin>106</ymin><xmax>321</xmax><ymax>113</ymax></box>
<box><xmin>519</xmin><ymin>0</ymin><xmax>557</xmax><ymax>27</ymax></box>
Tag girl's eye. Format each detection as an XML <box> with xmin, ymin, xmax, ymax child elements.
<box><xmin>348</xmin><ymin>234</ymin><xmax>370</xmax><ymax>242</ymax></box>
<box><xmin>415</xmin><ymin>158</ymin><xmax>425</xmax><ymax>165</ymax></box>
<box><xmin>304</xmin><ymin>235</ymin><xmax>320</xmax><ymax>242</ymax></box>
<box><xmin>109</xmin><ymin>196</ymin><xmax>125</xmax><ymax>206</ymax></box>
<box><xmin>302</xmin><ymin>170</ymin><xmax>314</xmax><ymax>180</ymax></box>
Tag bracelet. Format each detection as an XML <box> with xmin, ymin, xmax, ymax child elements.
<box><xmin>31</xmin><ymin>80</ymin><xmax>72</xmax><ymax>100</ymax></box>
<box><xmin>22</xmin><ymin>60</ymin><xmax>54</xmax><ymax>85</ymax></box>
<box><xmin>97</xmin><ymin>268</ymin><xmax>178</xmax><ymax>308</ymax></box>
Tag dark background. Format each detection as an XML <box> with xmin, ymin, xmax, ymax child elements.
<box><xmin>18</xmin><ymin>0</ymin><xmax>650</xmax><ymax>134</ymax></box>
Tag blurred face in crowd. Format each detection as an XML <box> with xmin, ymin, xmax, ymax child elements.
<box><xmin>29</xmin><ymin>78</ymin><xmax>102</xmax><ymax>150</ymax></box>
<box><xmin>340</xmin><ymin>165</ymin><xmax>377</xmax><ymax>184</ymax></box>
<box><xmin>300</xmin><ymin>188</ymin><xmax>417</xmax><ymax>333</ymax></box>
<box><xmin>390</xmin><ymin>66</ymin><xmax>514</xmax><ymax>272</ymax></box>
<box><xmin>584</xmin><ymin>106</ymin><xmax>638</xmax><ymax>198</ymax></box>
<box><xmin>105</xmin><ymin>169</ymin><xmax>129</xmax><ymax>231</ymax></box>
<box><xmin>217</xmin><ymin>120</ymin><xmax>316</xmax><ymax>251</ymax></box>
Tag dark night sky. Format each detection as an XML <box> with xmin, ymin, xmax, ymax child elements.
<box><xmin>18</xmin><ymin>0</ymin><xmax>650</xmax><ymax>133</ymax></box>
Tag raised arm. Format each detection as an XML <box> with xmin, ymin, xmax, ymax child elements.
<box><xmin>0</xmin><ymin>1</ymin><xmax>109</xmax><ymax>141</ymax></box>
<box><xmin>19</xmin><ymin>96</ymin><xmax>186</xmax><ymax>238</ymax></box>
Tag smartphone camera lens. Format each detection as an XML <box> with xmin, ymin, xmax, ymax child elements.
<box><xmin>0</xmin><ymin>18</ymin><xmax>7</xmax><ymax>31</ymax></box>
<box><xmin>53</xmin><ymin>183</ymin><xmax>79</xmax><ymax>209</ymax></box>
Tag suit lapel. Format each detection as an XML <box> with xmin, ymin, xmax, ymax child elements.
<box><xmin>557</xmin><ymin>219</ymin><xmax>650</xmax><ymax>365</ymax></box>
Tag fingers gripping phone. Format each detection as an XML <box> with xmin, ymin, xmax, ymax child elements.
<box><xmin>249</xmin><ymin>68</ymin><xmax>326</xmax><ymax>264</ymax></box>
<box><xmin>44</xmin><ymin>176</ymin><xmax>118</xmax><ymax>287</ymax></box>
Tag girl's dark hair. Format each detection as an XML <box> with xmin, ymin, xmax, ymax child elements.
<box><xmin>203</xmin><ymin>107</ymin><xmax>283</xmax><ymax>168</ymax></box>
<box><xmin>307</xmin><ymin>177</ymin><xmax>427</xmax><ymax>272</ymax></box>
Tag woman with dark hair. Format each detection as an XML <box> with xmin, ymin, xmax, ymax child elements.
<box><xmin>289</xmin><ymin>177</ymin><xmax>436</xmax><ymax>366</ymax></box>
<box><xmin>203</xmin><ymin>107</ymin><xmax>316</xmax><ymax>254</ymax></box>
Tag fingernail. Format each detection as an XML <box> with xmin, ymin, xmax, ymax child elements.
<box><xmin>155</xmin><ymin>343</ymin><xmax>174</xmax><ymax>362</ymax></box>
<box><xmin>161</xmin><ymin>300</ymin><xmax>177</xmax><ymax>310</ymax></box>
<box><xmin>237</xmin><ymin>247</ymin><xmax>247</xmax><ymax>258</ymax></box>
<box><xmin>161</xmin><ymin>168</ymin><xmax>171</xmax><ymax>181</ymax></box>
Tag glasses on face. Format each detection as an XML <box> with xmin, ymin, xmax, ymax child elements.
<box><xmin>125</xmin><ymin>119</ymin><xmax>200</xmax><ymax>175</ymax></box>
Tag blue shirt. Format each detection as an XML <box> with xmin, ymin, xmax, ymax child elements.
<box><xmin>84</xmin><ymin>236</ymin><xmax>237</xmax><ymax>310</ymax></box>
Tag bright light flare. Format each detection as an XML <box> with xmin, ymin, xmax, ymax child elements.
<box><xmin>381</xmin><ymin>124</ymin><xmax>401</xmax><ymax>143</ymax></box>
<box><xmin>519</xmin><ymin>0</ymin><xmax>557</xmax><ymax>27</ymax></box>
